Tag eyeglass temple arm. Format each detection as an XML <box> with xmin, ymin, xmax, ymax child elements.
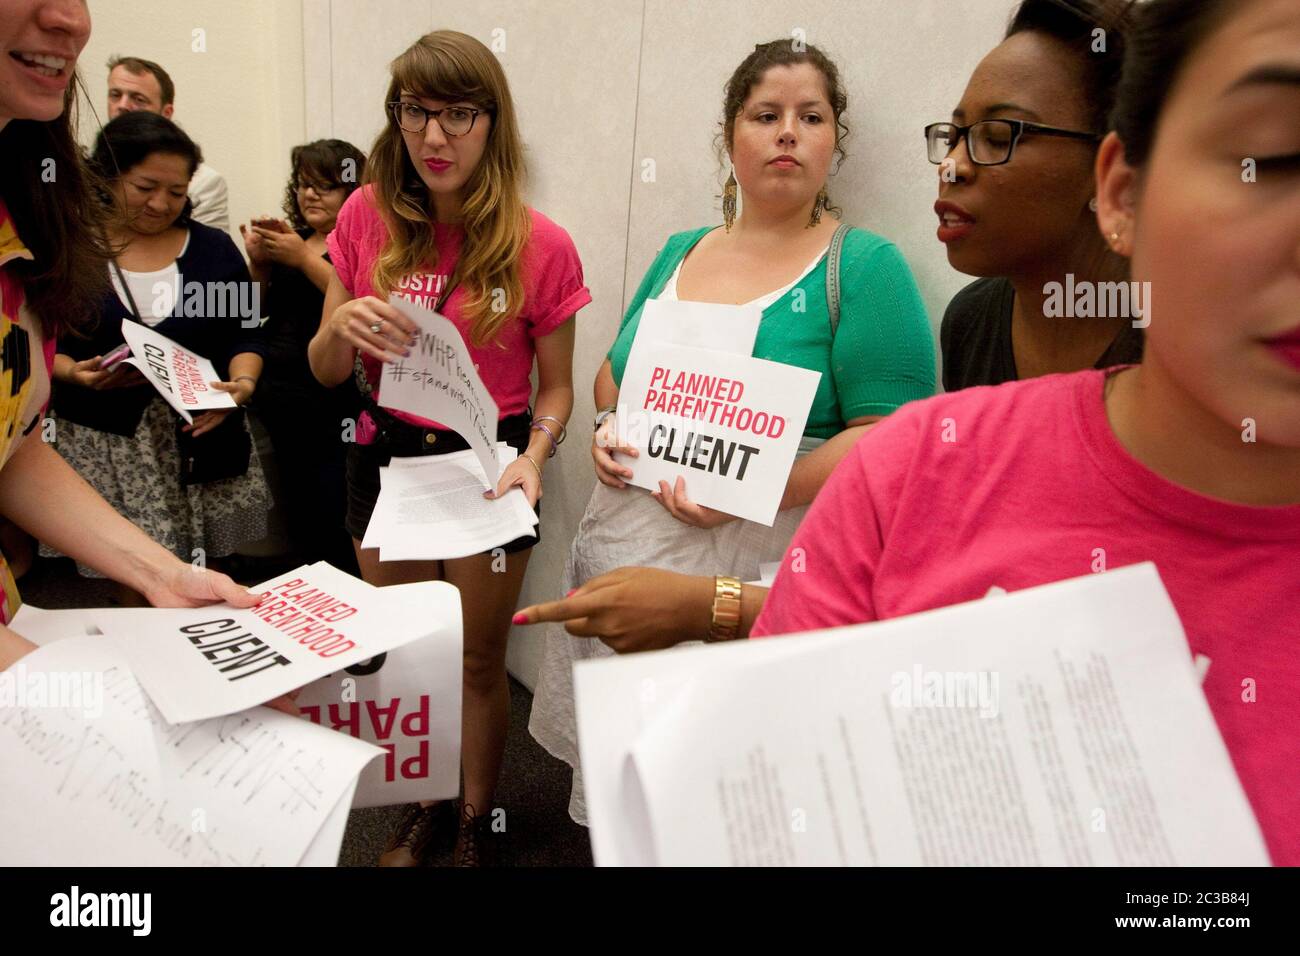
<box><xmin>1021</xmin><ymin>123</ymin><xmax>1102</xmax><ymax>142</ymax></box>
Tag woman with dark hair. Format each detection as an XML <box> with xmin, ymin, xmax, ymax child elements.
<box><xmin>240</xmin><ymin>139</ymin><xmax>366</xmax><ymax>575</ymax></box>
<box><xmin>46</xmin><ymin>110</ymin><xmax>271</xmax><ymax>596</ymax></box>
<box><xmin>528</xmin><ymin>38</ymin><xmax>936</xmax><ymax>828</ymax></box>
<box><xmin>753</xmin><ymin>0</ymin><xmax>1300</xmax><ymax>864</ymax></box>
<box><xmin>934</xmin><ymin>0</ymin><xmax>1143</xmax><ymax>390</ymax></box>
<box><xmin>0</xmin><ymin>0</ymin><xmax>265</xmax><ymax>668</ymax></box>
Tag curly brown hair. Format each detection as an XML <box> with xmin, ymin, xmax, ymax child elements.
<box><xmin>716</xmin><ymin>38</ymin><xmax>850</xmax><ymax>217</ymax></box>
<box><xmin>280</xmin><ymin>139</ymin><xmax>367</xmax><ymax>231</ymax></box>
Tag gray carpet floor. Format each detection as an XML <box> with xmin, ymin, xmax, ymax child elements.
<box><xmin>18</xmin><ymin>555</ymin><xmax>594</xmax><ymax>868</ymax></box>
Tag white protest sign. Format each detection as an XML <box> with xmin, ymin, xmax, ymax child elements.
<box><xmin>119</xmin><ymin>319</ymin><xmax>236</xmax><ymax>424</ymax></box>
<box><xmin>97</xmin><ymin>562</ymin><xmax>461</xmax><ymax>724</ymax></box>
<box><xmin>376</xmin><ymin>294</ymin><xmax>500</xmax><ymax>485</ymax></box>
<box><xmin>636</xmin><ymin>298</ymin><xmax>761</xmax><ymax>356</ymax></box>
<box><xmin>0</xmin><ymin>635</ymin><xmax>381</xmax><ymax>867</ymax></box>
<box><xmin>616</xmin><ymin>342</ymin><xmax>820</xmax><ymax>525</ymax></box>
<box><xmin>297</xmin><ymin>582</ymin><xmax>463</xmax><ymax>808</ymax></box>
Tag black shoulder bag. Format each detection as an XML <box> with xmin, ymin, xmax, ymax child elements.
<box><xmin>111</xmin><ymin>259</ymin><xmax>252</xmax><ymax>486</ymax></box>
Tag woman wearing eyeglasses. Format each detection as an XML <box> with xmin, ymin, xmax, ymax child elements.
<box><xmin>754</xmin><ymin>0</ymin><xmax>1300</xmax><ymax>864</ymax></box>
<box><xmin>930</xmin><ymin>0</ymin><xmax>1142</xmax><ymax>391</ymax></box>
<box><xmin>242</xmin><ymin>139</ymin><xmax>367</xmax><ymax>576</ymax></box>
<box><xmin>307</xmin><ymin>30</ymin><xmax>589</xmax><ymax>866</ymax></box>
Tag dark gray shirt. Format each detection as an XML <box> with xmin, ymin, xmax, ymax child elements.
<box><xmin>939</xmin><ymin>277</ymin><xmax>1144</xmax><ymax>393</ymax></box>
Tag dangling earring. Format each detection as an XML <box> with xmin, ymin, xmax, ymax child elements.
<box><xmin>807</xmin><ymin>186</ymin><xmax>827</xmax><ymax>228</ymax></box>
<box><xmin>722</xmin><ymin>168</ymin><xmax>738</xmax><ymax>233</ymax></box>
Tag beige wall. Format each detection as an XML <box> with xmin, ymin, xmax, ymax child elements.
<box><xmin>76</xmin><ymin>1</ymin><xmax>1012</xmax><ymax>690</ymax></box>
<box><xmin>79</xmin><ymin>0</ymin><xmax>307</xmax><ymax>246</ymax></box>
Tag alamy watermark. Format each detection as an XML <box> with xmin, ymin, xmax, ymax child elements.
<box><xmin>49</xmin><ymin>886</ymin><xmax>151</xmax><ymax>936</ymax></box>
<box><xmin>0</xmin><ymin>664</ymin><xmax>103</xmax><ymax>718</ymax></box>
<box><xmin>890</xmin><ymin>664</ymin><xmax>1000</xmax><ymax>718</ymax></box>
<box><xmin>1043</xmin><ymin>273</ymin><xmax>1151</xmax><ymax>329</ymax></box>
<box><xmin>150</xmin><ymin>275</ymin><xmax>262</xmax><ymax>328</ymax></box>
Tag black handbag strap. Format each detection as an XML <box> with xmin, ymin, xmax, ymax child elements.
<box><xmin>110</xmin><ymin>257</ymin><xmax>146</xmax><ymax>326</ymax></box>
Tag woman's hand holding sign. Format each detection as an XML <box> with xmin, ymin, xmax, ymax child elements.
<box><xmin>328</xmin><ymin>295</ymin><xmax>418</xmax><ymax>364</ymax></box>
<box><xmin>652</xmin><ymin>475</ymin><xmax>737</xmax><ymax>529</ymax></box>
<box><xmin>592</xmin><ymin>412</ymin><xmax>639</xmax><ymax>489</ymax></box>
<box><xmin>183</xmin><ymin>377</ymin><xmax>249</xmax><ymax>437</ymax></box>
<box><xmin>139</xmin><ymin>565</ymin><xmax>300</xmax><ymax>715</ymax></box>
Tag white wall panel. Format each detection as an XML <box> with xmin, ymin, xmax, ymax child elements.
<box><xmin>329</xmin><ymin>0</ymin><xmax>434</xmax><ymax>156</ymax></box>
<box><xmin>627</xmin><ymin>0</ymin><xmax>1008</xmax><ymax>350</ymax></box>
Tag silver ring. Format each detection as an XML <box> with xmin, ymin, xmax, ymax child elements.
<box><xmin>369</xmin><ymin>321</ymin><xmax>383</xmax><ymax>334</ymax></box>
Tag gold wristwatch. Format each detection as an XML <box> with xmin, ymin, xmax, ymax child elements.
<box><xmin>707</xmin><ymin>575</ymin><xmax>743</xmax><ymax>642</ymax></box>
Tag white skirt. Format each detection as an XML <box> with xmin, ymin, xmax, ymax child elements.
<box><xmin>528</xmin><ymin>445</ymin><xmax>817</xmax><ymax>825</ymax></box>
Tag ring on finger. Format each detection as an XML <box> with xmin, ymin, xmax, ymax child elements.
<box><xmin>369</xmin><ymin>320</ymin><xmax>383</xmax><ymax>334</ymax></box>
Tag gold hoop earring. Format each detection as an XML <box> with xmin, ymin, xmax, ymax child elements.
<box><xmin>808</xmin><ymin>186</ymin><xmax>827</xmax><ymax>227</ymax></box>
<box><xmin>722</xmin><ymin>169</ymin><xmax>738</xmax><ymax>233</ymax></box>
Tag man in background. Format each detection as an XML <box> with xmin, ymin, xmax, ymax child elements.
<box><xmin>105</xmin><ymin>54</ymin><xmax>229</xmax><ymax>230</ymax></box>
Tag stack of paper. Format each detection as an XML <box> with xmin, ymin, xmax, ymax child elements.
<box><xmin>0</xmin><ymin>635</ymin><xmax>380</xmax><ymax>866</ymax></box>
<box><xmin>0</xmin><ymin>561</ymin><xmax>464</xmax><ymax>865</ymax></box>
<box><xmin>575</xmin><ymin>564</ymin><xmax>1270</xmax><ymax>866</ymax></box>
<box><xmin>361</xmin><ymin>444</ymin><xmax>538</xmax><ymax>561</ymax></box>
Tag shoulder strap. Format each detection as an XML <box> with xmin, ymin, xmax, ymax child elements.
<box><xmin>110</xmin><ymin>258</ymin><xmax>144</xmax><ymax>324</ymax></box>
<box><xmin>825</xmin><ymin>222</ymin><xmax>851</xmax><ymax>339</ymax></box>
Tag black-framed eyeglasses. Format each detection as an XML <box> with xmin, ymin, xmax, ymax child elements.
<box><xmin>388</xmin><ymin>100</ymin><xmax>488</xmax><ymax>137</ymax></box>
<box><xmin>296</xmin><ymin>179</ymin><xmax>341</xmax><ymax>195</ymax></box>
<box><xmin>925</xmin><ymin>119</ymin><xmax>1101</xmax><ymax>166</ymax></box>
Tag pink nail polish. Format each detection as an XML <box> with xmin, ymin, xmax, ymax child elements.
<box><xmin>566</xmin><ymin>589</ymin><xmax>578</xmax><ymax>598</ymax></box>
<box><xmin>511</xmin><ymin>612</ymin><xmax>528</xmax><ymax>625</ymax></box>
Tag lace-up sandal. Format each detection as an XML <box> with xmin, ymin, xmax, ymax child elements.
<box><xmin>452</xmin><ymin>802</ymin><xmax>496</xmax><ymax>867</ymax></box>
<box><xmin>378</xmin><ymin>801</ymin><xmax>452</xmax><ymax>867</ymax></box>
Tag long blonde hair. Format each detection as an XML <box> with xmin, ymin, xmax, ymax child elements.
<box><xmin>366</xmin><ymin>30</ymin><xmax>530</xmax><ymax>347</ymax></box>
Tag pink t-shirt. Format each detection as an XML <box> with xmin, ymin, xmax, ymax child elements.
<box><xmin>327</xmin><ymin>185</ymin><xmax>591</xmax><ymax>437</ymax></box>
<box><xmin>752</xmin><ymin>369</ymin><xmax>1300</xmax><ymax>865</ymax></box>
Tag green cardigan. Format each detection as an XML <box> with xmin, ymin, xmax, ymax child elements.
<box><xmin>607</xmin><ymin>226</ymin><xmax>936</xmax><ymax>439</ymax></box>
